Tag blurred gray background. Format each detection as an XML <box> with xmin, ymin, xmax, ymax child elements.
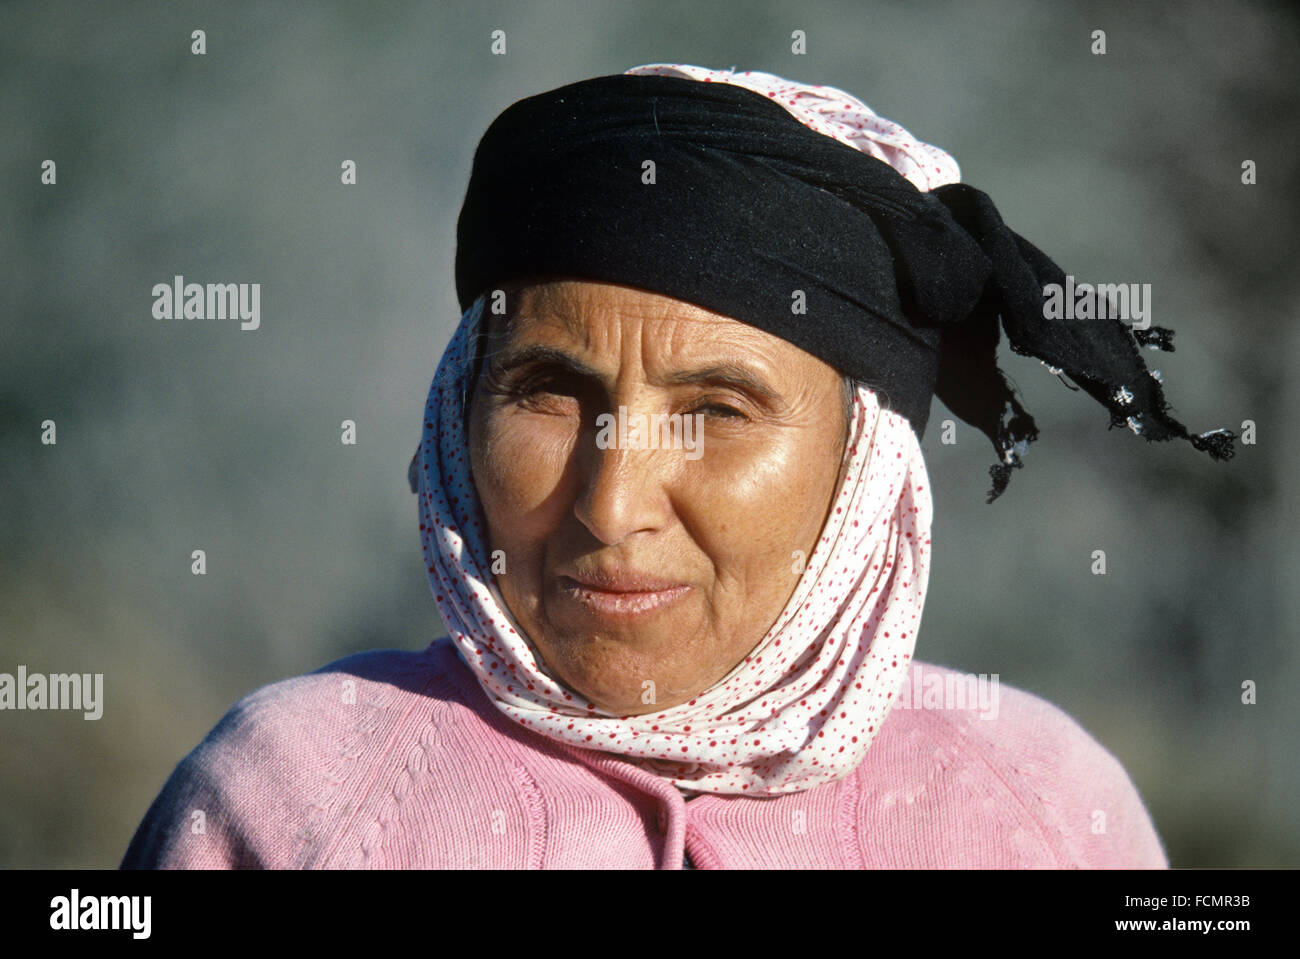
<box><xmin>2</xmin><ymin>0</ymin><xmax>1296</xmax><ymax>868</ymax></box>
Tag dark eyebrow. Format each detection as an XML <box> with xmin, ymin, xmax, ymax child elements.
<box><xmin>661</xmin><ymin>363</ymin><xmax>781</xmax><ymax>402</ymax></box>
<box><xmin>489</xmin><ymin>345</ymin><xmax>782</xmax><ymax>403</ymax></box>
<box><xmin>488</xmin><ymin>345</ymin><xmax>600</xmax><ymax>380</ymax></box>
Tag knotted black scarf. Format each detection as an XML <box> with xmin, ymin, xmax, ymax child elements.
<box><xmin>454</xmin><ymin>73</ymin><xmax>1234</xmax><ymax>501</ymax></box>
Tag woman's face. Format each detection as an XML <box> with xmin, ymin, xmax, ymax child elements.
<box><xmin>467</xmin><ymin>279</ymin><xmax>848</xmax><ymax>716</ymax></box>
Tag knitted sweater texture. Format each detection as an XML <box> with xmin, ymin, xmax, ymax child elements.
<box><xmin>120</xmin><ymin>639</ymin><xmax>1168</xmax><ymax>869</ymax></box>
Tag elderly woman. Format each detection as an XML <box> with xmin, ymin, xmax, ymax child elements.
<box><xmin>121</xmin><ymin>64</ymin><xmax>1233</xmax><ymax>869</ymax></box>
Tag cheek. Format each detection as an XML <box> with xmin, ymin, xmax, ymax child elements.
<box><xmin>682</xmin><ymin>426</ymin><xmax>838</xmax><ymax>572</ymax></box>
<box><xmin>471</xmin><ymin>405</ymin><xmax>577</xmax><ymax>541</ymax></box>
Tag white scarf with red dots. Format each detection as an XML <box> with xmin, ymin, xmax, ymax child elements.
<box><xmin>414</xmin><ymin>64</ymin><xmax>938</xmax><ymax>796</ymax></box>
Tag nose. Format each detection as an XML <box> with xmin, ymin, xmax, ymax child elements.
<box><xmin>571</xmin><ymin>413</ymin><xmax>677</xmax><ymax>545</ymax></box>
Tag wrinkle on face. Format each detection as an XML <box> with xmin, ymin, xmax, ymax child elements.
<box><xmin>467</xmin><ymin>279</ymin><xmax>849</xmax><ymax>716</ymax></box>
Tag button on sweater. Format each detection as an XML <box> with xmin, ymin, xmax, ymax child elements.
<box><xmin>120</xmin><ymin>639</ymin><xmax>1168</xmax><ymax>869</ymax></box>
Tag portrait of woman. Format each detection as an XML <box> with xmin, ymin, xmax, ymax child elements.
<box><xmin>118</xmin><ymin>62</ymin><xmax>1237</xmax><ymax>869</ymax></box>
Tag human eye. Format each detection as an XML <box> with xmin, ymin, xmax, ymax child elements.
<box><xmin>501</xmin><ymin>370</ymin><xmax>584</xmax><ymax>413</ymax></box>
<box><xmin>685</xmin><ymin>398</ymin><xmax>750</xmax><ymax>421</ymax></box>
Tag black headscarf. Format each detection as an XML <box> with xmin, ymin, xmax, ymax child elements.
<box><xmin>454</xmin><ymin>73</ymin><xmax>1235</xmax><ymax>501</ymax></box>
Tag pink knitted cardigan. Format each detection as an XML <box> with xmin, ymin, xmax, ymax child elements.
<box><xmin>120</xmin><ymin>639</ymin><xmax>1168</xmax><ymax>868</ymax></box>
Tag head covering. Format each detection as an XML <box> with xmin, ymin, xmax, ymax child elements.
<box><xmin>413</xmin><ymin>63</ymin><xmax>1233</xmax><ymax>797</ymax></box>
<box><xmin>455</xmin><ymin>64</ymin><xmax>1236</xmax><ymax>502</ymax></box>
<box><xmin>416</xmin><ymin>293</ymin><xmax>930</xmax><ymax>796</ymax></box>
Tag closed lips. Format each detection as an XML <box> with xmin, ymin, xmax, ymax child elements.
<box><xmin>561</xmin><ymin>571</ymin><xmax>686</xmax><ymax>592</ymax></box>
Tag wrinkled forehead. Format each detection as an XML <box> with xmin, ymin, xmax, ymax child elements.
<box><xmin>489</xmin><ymin>279</ymin><xmax>746</xmax><ymax>335</ymax></box>
<box><xmin>479</xmin><ymin>279</ymin><xmax>825</xmax><ymax>379</ymax></box>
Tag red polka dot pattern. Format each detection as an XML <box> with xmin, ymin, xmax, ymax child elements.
<box><xmin>624</xmin><ymin>63</ymin><xmax>962</xmax><ymax>191</ymax></box>
<box><xmin>416</xmin><ymin>291</ymin><xmax>934</xmax><ymax>796</ymax></box>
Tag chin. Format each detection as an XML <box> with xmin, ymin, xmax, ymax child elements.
<box><xmin>542</xmin><ymin>632</ymin><xmax>698</xmax><ymax>712</ymax></box>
